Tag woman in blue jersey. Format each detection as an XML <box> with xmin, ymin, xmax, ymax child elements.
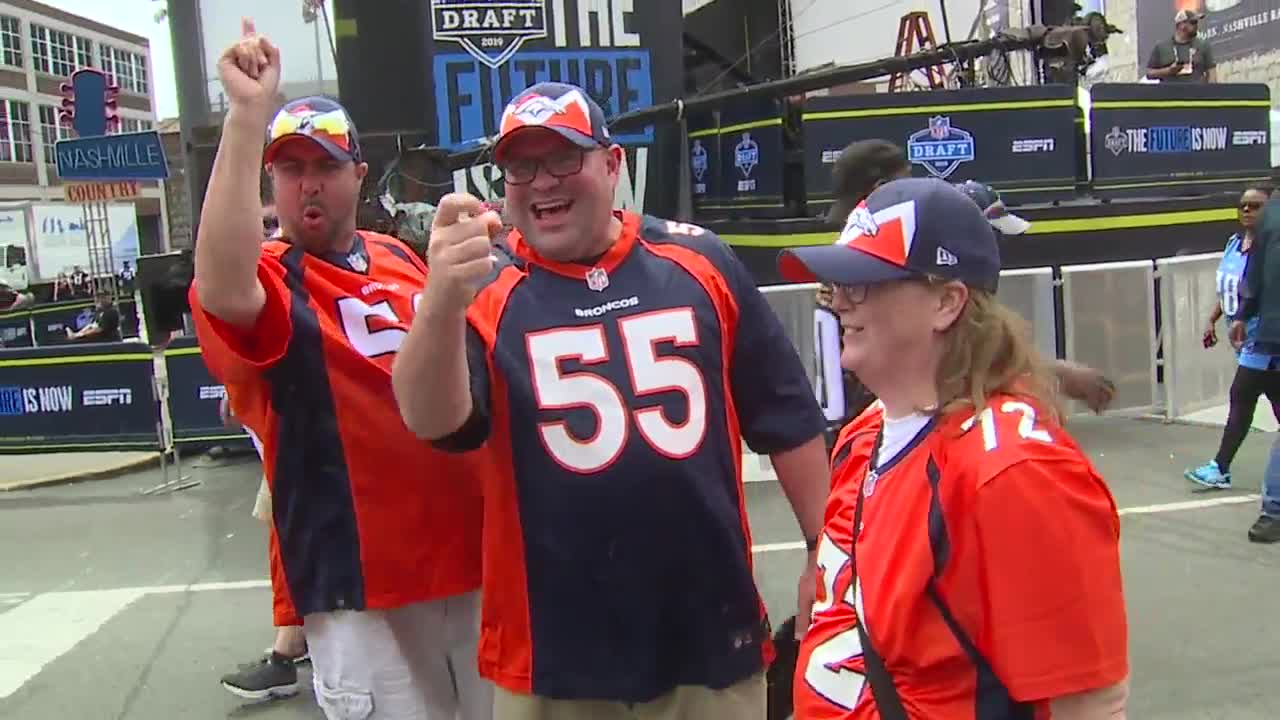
<box><xmin>1186</xmin><ymin>184</ymin><xmax>1277</xmax><ymax>490</ymax></box>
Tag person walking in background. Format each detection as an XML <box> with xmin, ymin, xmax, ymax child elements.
<box><xmin>1234</xmin><ymin>186</ymin><xmax>1280</xmax><ymax>543</ymax></box>
<box><xmin>1185</xmin><ymin>184</ymin><xmax>1277</xmax><ymax>491</ymax></box>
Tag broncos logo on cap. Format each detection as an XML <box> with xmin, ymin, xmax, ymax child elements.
<box><xmin>500</xmin><ymin>88</ymin><xmax>596</xmax><ymax>136</ymax></box>
<box><xmin>840</xmin><ymin>204</ymin><xmax>880</xmax><ymax>243</ymax></box>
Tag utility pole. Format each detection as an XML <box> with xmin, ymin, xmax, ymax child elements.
<box><xmin>164</xmin><ymin>0</ymin><xmax>211</xmax><ymax>247</ymax></box>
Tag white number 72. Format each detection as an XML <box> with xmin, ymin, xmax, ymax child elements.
<box><xmin>960</xmin><ymin>401</ymin><xmax>1053</xmax><ymax>452</ymax></box>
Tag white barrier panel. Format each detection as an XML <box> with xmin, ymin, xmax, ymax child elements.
<box><xmin>1157</xmin><ymin>252</ymin><xmax>1236</xmax><ymax>419</ymax></box>
<box><xmin>1061</xmin><ymin>260</ymin><xmax>1159</xmax><ymax>415</ymax></box>
<box><xmin>996</xmin><ymin>267</ymin><xmax>1058</xmax><ymax>362</ymax></box>
<box><xmin>761</xmin><ymin>282</ymin><xmax>821</xmax><ymax>387</ymax></box>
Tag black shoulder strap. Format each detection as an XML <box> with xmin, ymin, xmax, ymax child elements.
<box><xmin>849</xmin><ymin>427</ymin><xmax>910</xmax><ymax>720</ymax></box>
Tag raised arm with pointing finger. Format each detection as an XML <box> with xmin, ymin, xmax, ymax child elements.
<box><xmin>194</xmin><ymin>18</ymin><xmax>280</xmax><ymax>328</ymax></box>
<box><xmin>392</xmin><ymin>193</ymin><xmax>501</xmax><ymax>441</ymax></box>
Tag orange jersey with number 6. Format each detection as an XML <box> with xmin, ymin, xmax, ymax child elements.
<box><xmin>189</xmin><ymin>231</ymin><xmax>491</xmax><ymax>627</ymax></box>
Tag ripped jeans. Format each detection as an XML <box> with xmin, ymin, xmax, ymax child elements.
<box><xmin>305</xmin><ymin>591</ymin><xmax>492</xmax><ymax>720</ymax></box>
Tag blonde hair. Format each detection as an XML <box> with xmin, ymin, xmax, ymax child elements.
<box><xmin>935</xmin><ymin>288</ymin><xmax>1061</xmax><ymax>423</ymax></box>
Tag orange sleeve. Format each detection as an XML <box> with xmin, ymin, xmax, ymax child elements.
<box><xmin>972</xmin><ymin>456</ymin><xmax>1129</xmax><ymax>702</ymax></box>
<box><xmin>187</xmin><ymin>257</ymin><xmax>293</xmax><ymax>385</ymax></box>
<box><xmin>267</xmin><ymin>521</ymin><xmax>302</xmax><ymax>627</ymax></box>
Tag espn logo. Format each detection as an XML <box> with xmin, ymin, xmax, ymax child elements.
<box><xmin>821</xmin><ymin>149</ymin><xmax>841</xmax><ymax>164</ymax></box>
<box><xmin>1232</xmin><ymin>131</ymin><xmax>1268</xmax><ymax>146</ymax></box>
<box><xmin>199</xmin><ymin>385</ymin><xmax>227</xmax><ymax>400</ymax></box>
<box><xmin>83</xmin><ymin>388</ymin><xmax>133</xmax><ymax>407</ymax></box>
<box><xmin>1011</xmin><ymin>138</ymin><xmax>1055</xmax><ymax>153</ymax></box>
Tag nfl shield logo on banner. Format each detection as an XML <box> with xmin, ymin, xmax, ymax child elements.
<box><xmin>906</xmin><ymin>115</ymin><xmax>976</xmax><ymax>180</ymax></box>
<box><xmin>430</xmin><ymin>0</ymin><xmax>549</xmax><ymax>69</ymax></box>
<box><xmin>586</xmin><ymin>267</ymin><xmax>609</xmax><ymax>292</ymax></box>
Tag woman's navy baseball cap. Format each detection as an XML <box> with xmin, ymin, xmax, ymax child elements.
<box><xmin>778</xmin><ymin>177</ymin><xmax>1002</xmax><ymax>292</ymax></box>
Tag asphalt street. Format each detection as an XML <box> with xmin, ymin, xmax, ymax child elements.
<box><xmin>1</xmin><ymin>415</ymin><xmax>1279</xmax><ymax>719</ymax></box>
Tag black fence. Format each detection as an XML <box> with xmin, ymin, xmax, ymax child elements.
<box><xmin>0</xmin><ymin>336</ymin><xmax>249</xmax><ymax>454</ymax></box>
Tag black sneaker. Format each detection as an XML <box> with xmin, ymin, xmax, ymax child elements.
<box><xmin>220</xmin><ymin>652</ymin><xmax>300</xmax><ymax>700</ymax></box>
<box><xmin>1248</xmin><ymin>515</ymin><xmax>1280</xmax><ymax>544</ymax></box>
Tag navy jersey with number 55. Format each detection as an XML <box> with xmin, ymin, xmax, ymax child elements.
<box><xmin>434</xmin><ymin>211</ymin><xmax>825</xmax><ymax>702</ymax></box>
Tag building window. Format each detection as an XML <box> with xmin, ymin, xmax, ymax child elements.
<box><xmin>30</xmin><ymin>24</ymin><xmax>92</xmax><ymax>77</ymax></box>
<box><xmin>0</xmin><ymin>16</ymin><xmax>21</xmax><ymax>69</ymax></box>
<box><xmin>39</xmin><ymin>104</ymin><xmax>71</xmax><ymax>165</ymax></box>
<box><xmin>117</xmin><ymin>117</ymin><xmax>151</xmax><ymax>134</ymax></box>
<box><xmin>0</xmin><ymin>100</ymin><xmax>34</xmax><ymax>163</ymax></box>
<box><xmin>100</xmin><ymin>45</ymin><xmax>148</xmax><ymax>95</ymax></box>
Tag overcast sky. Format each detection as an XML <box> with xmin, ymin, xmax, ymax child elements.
<box><xmin>45</xmin><ymin>0</ymin><xmax>337</xmax><ymax>119</ymax></box>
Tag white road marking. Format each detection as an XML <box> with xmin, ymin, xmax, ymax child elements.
<box><xmin>0</xmin><ymin>491</ymin><xmax>1263</xmax><ymax>699</ymax></box>
<box><xmin>749</xmin><ymin>494</ymin><xmax>1264</xmax><ymax>555</ymax></box>
<box><xmin>0</xmin><ymin>588</ymin><xmax>145</xmax><ymax>698</ymax></box>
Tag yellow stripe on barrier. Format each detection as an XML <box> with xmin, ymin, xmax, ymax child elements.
<box><xmin>0</xmin><ymin>353</ymin><xmax>153</xmax><ymax>368</ymax></box>
<box><xmin>1091</xmin><ymin>100</ymin><xmax>1271</xmax><ymax>109</ymax></box>
<box><xmin>720</xmin><ymin>207</ymin><xmax>1238</xmax><ymax>247</ymax></box>
<box><xmin>0</xmin><ymin>441</ymin><xmax>153</xmax><ymax>451</ymax></box>
<box><xmin>164</xmin><ymin>347</ymin><xmax>203</xmax><ymax>357</ymax></box>
<box><xmin>689</xmin><ymin>118</ymin><xmax>785</xmax><ymax>138</ymax></box>
<box><xmin>802</xmin><ymin>99</ymin><xmax>1074</xmax><ymax>121</ymax></box>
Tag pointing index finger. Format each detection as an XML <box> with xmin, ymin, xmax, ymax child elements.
<box><xmin>241</xmin><ymin>17</ymin><xmax>256</xmax><ymax>38</ymax></box>
<box><xmin>433</xmin><ymin>193</ymin><xmax>486</xmax><ymax>229</ymax></box>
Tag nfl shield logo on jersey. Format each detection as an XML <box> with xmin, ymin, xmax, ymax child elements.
<box><xmin>586</xmin><ymin>267</ymin><xmax>609</xmax><ymax>292</ymax></box>
<box><xmin>347</xmin><ymin>251</ymin><xmax>369</xmax><ymax>273</ymax></box>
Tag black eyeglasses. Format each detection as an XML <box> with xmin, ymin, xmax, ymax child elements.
<box><xmin>499</xmin><ymin>148</ymin><xmax>590</xmax><ymax>186</ymax></box>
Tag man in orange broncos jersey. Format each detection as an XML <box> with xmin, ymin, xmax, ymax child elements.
<box><xmin>777</xmin><ymin>178</ymin><xmax>1129</xmax><ymax>719</ymax></box>
<box><xmin>190</xmin><ymin>21</ymin><xmax>493</xmax><ymax>720</ymax></box>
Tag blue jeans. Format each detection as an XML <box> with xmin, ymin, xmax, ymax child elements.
<box><xmin>1264</xmin><ymin>435</ymin><xmax>1280</xmax><ymax>517</ymax></box>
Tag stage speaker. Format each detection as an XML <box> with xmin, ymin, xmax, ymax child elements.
<box><xmin>135</xmin><ymin>251</ymin><xmax>194</xmax><ymax>342</ymax></box>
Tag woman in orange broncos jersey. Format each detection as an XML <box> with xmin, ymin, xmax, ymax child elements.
<box><xmin>775</xmin><ymin>177</ymin><xmax>1130</xmax><ymax>720</ymax></box>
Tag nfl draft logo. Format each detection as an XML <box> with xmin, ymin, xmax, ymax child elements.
<box><xmin>907</xmin><ymin>116</ymin><xmax>975</xmax><ymax>179</ymax></box>
<box><xmin>734</xmin><ymin>132</ymin><xmax>759</xmax><ymax>177</ymax></box>
<box><xmin>691</xmin><ymin>140</ymin><xmax>708</xmax><ymax>183</ymax></box>
<box><xmin>430</xmin><ymin>0</ymin><xmax>548</xmax><ymax>70</ymax></box>
<box><xmin>1104</xmin><ymin>126</ymin><xmax>1128</xmax><ymax>157</ymax></box>
<box><xmin>586</xmin><ymin>267</ymin><xmax>609</xmax><ymax>292</ymax></box>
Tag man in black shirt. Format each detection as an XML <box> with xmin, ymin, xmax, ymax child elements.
<box><xmin>66</xmin><ymin>290</ymin><xmax>121</xmax><ymax>342</ymax></box>
<box><xmin>1145</xmin><ymin>9</ymin><xmax>1216</xmax><ymax>84</ymax></box>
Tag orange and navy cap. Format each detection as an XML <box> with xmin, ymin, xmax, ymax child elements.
<box><xmin>493</xmin><ymin>82</ymin><xmax>610</xmax><ymax>162</ymax></box>
<box><xmin>778</xmin><ymin>177</ymin><xmax>1002</xmax><ymax>292</ymax></box>
<box><xmin>263</xmin><ymin>96</ymin><xmax>362</xmax><ymax>165</ymax></box>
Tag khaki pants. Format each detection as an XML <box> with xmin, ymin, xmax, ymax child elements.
<box><xmin>493</xmin><ymin>672</ymin><xmax>764</xmax><ymax>720</ymax></box>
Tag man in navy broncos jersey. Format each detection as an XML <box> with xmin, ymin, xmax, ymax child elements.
<box><xmin>393</xmin><ymin>82</ymin><xmax>831</xmax><ymax>720</ymax></box>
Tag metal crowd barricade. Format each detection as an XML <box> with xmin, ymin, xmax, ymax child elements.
<box><xmin>761</xmin><ymin>282</ymin><xmax>821</xmax><ymax>387</ymax></box>
<box><xmin>996</xmin><ymin>267</ymin><xmax>1058</xmax><ymax>362</ymax></box>
<box><xmin>1060</xmin><ymin>260</ymin><xmax>1160</xmax><ymax>416</ymax></box>
<box><xmin>1156</xmin><ymin>252</ymin><xmax>1236</xmax><ymax>420</ymax></box>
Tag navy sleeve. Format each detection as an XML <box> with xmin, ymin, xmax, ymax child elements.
<box><xmin>1241</xmin><ymin>202</ymin><xmax>1279</xmax><ymax>320</ymax></box>
<box><xmin>429</xmin><ymin>322</ymin><xmax>492</xmax><ymax>453</ymax></box>
<box><xmin>720</xmin><ymin>245</ymin><xmax>826</xmax><ymax>454</ymax></box>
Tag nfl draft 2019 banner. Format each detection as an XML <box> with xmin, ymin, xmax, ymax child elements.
<box><xmin>427</xmin><ymin>0</ymin><xmax>685</xmax><ymax>219</ymax></box>
<box><xmin>1137</xmin><ymin>0</ymin><xmax>1280</xmax><ymax>66</ymax></box>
